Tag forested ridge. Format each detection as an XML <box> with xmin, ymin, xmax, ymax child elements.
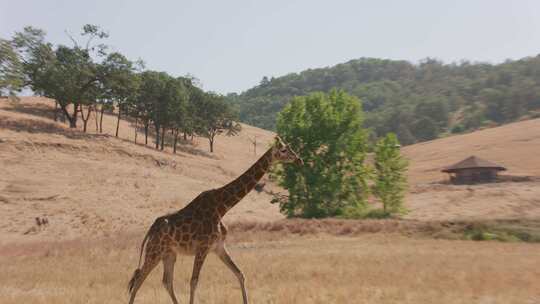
<box><xmin>227</xmin><ymin>56</ymin><xmax>540</xmax><ymax>144</ymax></box>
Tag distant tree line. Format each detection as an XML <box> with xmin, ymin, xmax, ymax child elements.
<box><xmin>228</xmin><ymin>57</ymin><xmax>540</xmax><ymax>145</ymax></box>
<box><xmin>0</xmin><ymin>25</ymin><xmax>240</xmax><ymax>152</ymax></box>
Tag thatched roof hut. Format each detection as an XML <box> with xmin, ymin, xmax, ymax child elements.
<box><xmin>442</xmin><ymin>156</ymin><xmax>506</xmax><ymax>184</ymax></box>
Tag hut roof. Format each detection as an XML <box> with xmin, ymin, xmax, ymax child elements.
<box><xmin>441</xmin><ymin>156</ymin><xmax>506</xmax><ymax>173</ymax></box>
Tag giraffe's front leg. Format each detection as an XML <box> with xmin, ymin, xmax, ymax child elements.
<box><xmin>215</xmin><ymin>242</ymin><xmax>249</xmax><ymax>304</ymax></box>
<box><xmin>189</xmin><ymin>247</ymin><xmax>209</xmax><ymax>304</ymax></box>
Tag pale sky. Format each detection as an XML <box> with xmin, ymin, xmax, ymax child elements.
<box><xmin>1</xmin><ymin>0</ymin><xmax>540</xmax><ymax>93</ymax></box>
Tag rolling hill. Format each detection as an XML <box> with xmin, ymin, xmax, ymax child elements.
<box><xmin>1</xmin><ymin>97</ymin><xmax>540</xmax><ymax>245</ymax></box>
<box><xmin>228</xmin><ymin>56</ymin><xmax>540</xmax><ymax>145</ymax></box>
<box><xmin>402</xmin><ymin>118</ymin><xmax>540</xmax><ymax>221</ymax></box>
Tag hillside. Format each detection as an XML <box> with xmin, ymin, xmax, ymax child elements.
<box><xmin>228</xmin><ymin>56</ymin><xmax>540</xmax><ymax>145</ymax></box>
<box><xmin>0</xmin><ymin>97</ymin><xmax>279</xmax><ymax>244</ymax></box>
<box><xmin>403</xmin><ymin>118</ymin><xmax>540</xmax><ymax>221</ymax></box>
<box><xmin>2</xmin><ymin>97</ymin><xmax>540</xmax><ymax>245</ymax></box>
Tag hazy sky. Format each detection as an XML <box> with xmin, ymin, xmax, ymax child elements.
<box><xmin>1</xmin><ymin>0</ymin><xmax>540</xmax><ymax>93</ymax></box>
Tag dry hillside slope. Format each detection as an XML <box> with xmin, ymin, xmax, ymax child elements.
<box><xmin>0</xmin><ymin>97</ymin><xmax>280</xmax><ymax>245</ymax></box>
<box><xmin>403</xmin><ymin>118</ymin><xmax>540</xmax><ymax>221</ymax></box>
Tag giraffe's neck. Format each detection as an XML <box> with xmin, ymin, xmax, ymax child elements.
<box><xmin>216</xmin><ymin>147</ymin><xmax>274</xmax><ymax>217</ymax></box>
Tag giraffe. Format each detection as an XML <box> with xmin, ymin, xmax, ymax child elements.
<box><xmin>127</xmin><ymin>136</ymin><xmax>302</xmax><ymax>304</ymax></box>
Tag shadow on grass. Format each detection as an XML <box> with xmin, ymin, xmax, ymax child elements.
<box><xmin>0</xmin><ymin>116</ymin><xmax>108</xmax><ymax>140</ymax></box>
<box><xmin>1</xmin><ymin>99</ymin><xmax>61</xmax><ymax>121</ymax></box>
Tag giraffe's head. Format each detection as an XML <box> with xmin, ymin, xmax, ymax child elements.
<box><xmin>273</xmin><ymin>136</ymin><xmax>303</xmax><ymax>165</ymax></box>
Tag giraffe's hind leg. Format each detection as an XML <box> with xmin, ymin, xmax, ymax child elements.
<box><xmin>128</xmin><ymin>247</ymin><xmax>161</xmax><ymax>304</ymax></box>
<box><xmin>189</xmin><ymin>247</ymin><xmax>210</xmax><ymax>304</ymax></box>
<box><xmin>162</xmin><ymin>253</ymin><xmax>179</xmax><ymax>304</ymax></box>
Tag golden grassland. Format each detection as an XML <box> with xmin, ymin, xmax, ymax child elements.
<box><xmin>1</xmin><ymin>231</ymin><xmax>539</xmax><ymax>304</ymax></box>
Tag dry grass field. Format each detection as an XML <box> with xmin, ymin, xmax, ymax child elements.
<box><xmin>1</xmin><ymin>233</ymin><xmax>539</xmax><ymax>304</ymax></box>
<box><xmin>1</xmin><ymin>97</ymin><xmax>540</xmax><ymax>303</ymax></box>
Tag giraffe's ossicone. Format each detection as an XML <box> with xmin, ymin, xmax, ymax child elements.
<box><xmin>127</xmin><ymin>136</ymin><xmax>302</xmax><ymax>304</ymax></box>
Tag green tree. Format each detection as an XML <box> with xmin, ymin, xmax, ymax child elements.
<box><xmin>128</xmin><ymin>71</ymin><xmax>156</xmax><ymax>145</ymax></box>
<box><xmin>481</xmin><ymin>88</ymin><xmax>507</xmax><ymax>123</ymax></box>
<box><xmin>372</xmin><ymin>133</ymin><xmax>408</xmax><ymax>215</ymax></box>
<box><xmin>411</xmin><ymin>116</ymin><xmax>439</xmax><ymax>141</ymax></box>
<box><xmin>414</xmin><ymin>97</ymin><xmax>450</xmax><ymax>129</ymax></box>
<box><xmin>181</xmin><ymin>77</ymin><xmax>204</xmax><ymax>140</ymax></box>
<box><xmin>163</xmin><ymin>76</ymin><xmax>188</xmax><ymax>152</ymax></box>
<box><xmin>275</xmin><ymin>89</ymin><xmax>369</xmax><ymax>218</ymax></box>
<box><xmin>0</xmin><ymin>38</ymin><xmax>24</xmax><ymax>96</ymax></box>
<box><xmin>136</xmin><ymin>71</ymin><xmax>168</xmax><ymax>148</ymax></box>
<box><xmin>12</xmin><ymin>25</ymin><xmax>110</xmax><ymax>129</ymax></box>
<box><xmin>98</xmin><ymin>52</ymin><xmax>139</xmax><ymax>136</ymax></box>
<box><xmin>11</xmin><ymin>26</ymin><xmax>51</xmax><ymax>93</ymax></box>
<box><xmin>195</xmin><ymin>92</ymin><xmax>241</xmax><ymax>152</ymax></box>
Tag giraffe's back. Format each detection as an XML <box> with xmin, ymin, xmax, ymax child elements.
<box><xmin>152</xmin><ymin>202</ymin><xmax>222</xmax><ymax>255</ymax></box>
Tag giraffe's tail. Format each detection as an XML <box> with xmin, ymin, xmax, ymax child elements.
<box><xmin>128</xmin><ymin>220</ymin><xmax>157</xmax><ymax>293</ymax></box>
<box><xmin>128</xmin><ymin>269</ymin><xmax>141</xmax><ymax>294</ymax></box>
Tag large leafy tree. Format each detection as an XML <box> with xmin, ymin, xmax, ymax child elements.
<box><xmin>275</xmin><ymin>89</ymin><xmax>369</xmax><ymax>218</ymax></box>
<box><xmin>54</xmin><ymin>45</ymin><xmax>101</xmax><ymax>130</ymax></box>
<box><xmin>11</xmin><ymin>25</ymin><xmax>131</xmax><ymax>129</ymax></box>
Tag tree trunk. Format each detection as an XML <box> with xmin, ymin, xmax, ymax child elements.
<box><xmin>54</xmin><ymin>101</ymin><xmax>59</xmax><ymax>122</ymax></box>
<box><xmin>144</xmin><ymin>122</ymin><xmax>149</xmax><ymax>145</ymax></box>
<box><xmin>160</xmin><ymin>127</ymin><xmax>166</xmax><ymax>150</ymax></box>
<box><xmin>94</xmin><ymin>104</ymin><xmax>99</xmax><ymax>132</ymax></box>
<box><xmin>209</xmin><ymin>137</ymin><xmax>214</xmax><ymax>153</ymax></box>
<box><xmin>62</xmin><ymin>103</ymin><xmax>79</xmax><ymax>128</ymax></box>
<box><xmin>183</xmin><ymin>131</ymin><xmax>187</xmax><ymax>141</ymax></box>
<box><xmin>74</xmin><ymin>104</ymin><xmax>80</xmax><ymax>127</ymax></box>
<box><xmin>68</xmin><ymin>117</ymin><xmax>77</xmax><ymax>128</ymax></box>
<box><xmin>154</xmin><ymin>123</ymin><xmax>160</xmax><ymax>149</ymax></box>
<box><xmin>134</xmin><ymin>117</ymin><xmax>138</xmax><ymax>144</ymax></box>
<box><xmin>115</xmin><ymin>105</ymin><xmax>121</xmax><ymax>137</ymax></box>
<box><xmin>173</xmin><ymin>129</ymin><xmax>178</xmax><ymax>154</ymax></box>
<box><xmin>99</xmin><ymin>105</ymin><xmax>105</xmax><ymax>133</ymax></box>
<box><xmin>81</xmin><ymin>105</ymin><xmax>92</xmax><ymax>133</ymax></box>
